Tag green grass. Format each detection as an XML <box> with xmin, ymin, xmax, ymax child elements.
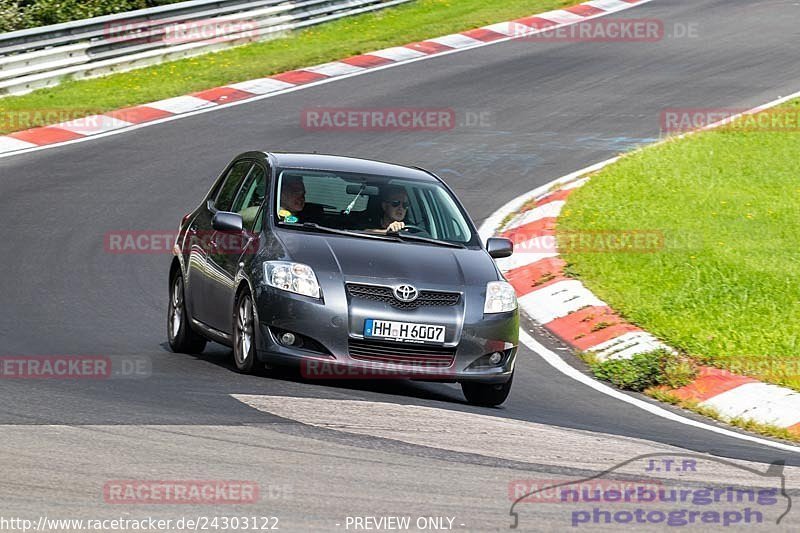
<box><xmin>580</xmin><ymin>350</ymin><xmax>696</xmax><ymax>392</ymax></box>
<box><xmin>0</xmin><ymin>0</ymin><xmax>577</xmax><ymax>135</ymax></box>
<box><xmin>559</xmin><ymin>99</ymin><xmax>800</xmax><ymax>391</ymax></box>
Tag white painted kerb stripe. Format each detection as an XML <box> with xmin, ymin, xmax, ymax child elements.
<box><xmin>55</xmin><ymin>115</ymin><xmax>134</xmax><ymax>135</ymax></box>
<box><xmin>0</xmin><ymin>136</ymin><xmax>38</xmax><ymax>151</ymax></box>
<box><xmin>146</xmin><ymin>95</ymin><xmax>216</xmax><ymax>114</ymax></box>
<box><xmin>428</xmin><ymin>34</ymin><xmax>483</xmax><ymax>49</ymax></box>
<box><xmin>585</xmin><ymin>0</ymin><xmax>632</xmax><ymax>12</ymax></box>
<box><xmin>700</xmin><ymin>383</ymin><xmax>800</xmax><ymax>428</ymax></box>
<box><xmin>537</xmin><ymin>10</ymin><xmax>586</xmax><ymax>24</ymax></box>
<box><xmin>503</xmin><ymin>201</ymin><xmax>565</xmax><ymax>232</ymax></box>
<box><xmin>481</xmin><ymin>22</ymin><xmax>531</xmax><ymax>37</ymax></box>
<box><xmin>369</xmin><ymin>46</ymin><xmax>427</xmax><ymax>61</ymax></box>
<box><xmin>227</xmin><ymin>78</ymin><xmax>295</xmax><ymax>94</ymax></box>
<box><xmin>304</xmin><ymin>61</ymin><xmax>365</xmax><ymax>77</ymax></box>
<box><xmin>587</xmin><ymin>331</ymin><xmax>674</xmax><ymax>361</ymax></box>
<box><xmin>518</xmin><ymin>279</ymin><xmax>606</xmax><ymax>324</ymax></box>
<box><xmin>496</xmin><ymin>250</ymin><xmax>558</xmax><ymax>274</ymax></box>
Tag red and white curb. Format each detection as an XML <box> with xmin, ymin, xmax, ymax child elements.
<box><xmin>484</xmin><ymin>106</ymin><xmax>800</xmax><ymax>440</ymax></box>
<box><xmin>0</xmin><ymin>0</ymin><xmax>652</xmax><ymax>157</ymax></box>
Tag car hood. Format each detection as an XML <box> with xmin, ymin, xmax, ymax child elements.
<box><xmin>275</xmin><ymin>230</ymin><xmax>498</xmax><ymax>287</ymax></box>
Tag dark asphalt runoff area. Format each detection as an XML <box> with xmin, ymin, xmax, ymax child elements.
<box><xmin>1</xmin><ymin>0</ymin><xmax>800</xmax><ymax>529</ymax></box>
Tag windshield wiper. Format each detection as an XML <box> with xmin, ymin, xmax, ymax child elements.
<box><xmin>386</xmin><ymin>231</ymin><xmax>465</xmax><ymax>248</ymax></box>
<box><xmin>299</xmin><ymin>223</ymin><xmax>399</xmax><ymax>242</ymax></box>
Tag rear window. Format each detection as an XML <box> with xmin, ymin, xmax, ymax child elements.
<box><xmin>302</xmin><ymin>174</ymin><xmax>370</xmax><ymax>213</ymax></box>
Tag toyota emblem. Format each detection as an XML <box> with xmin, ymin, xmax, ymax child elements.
<box><xmin>394</xmin><ymin>284</ymin><xmax>419</xmax><ymax>303</ymax></box>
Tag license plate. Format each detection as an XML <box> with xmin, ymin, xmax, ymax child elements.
<box><xmin>364</xmin><ymin>319</ymin><xmax>445</xmax><ymax>344</ymax></box>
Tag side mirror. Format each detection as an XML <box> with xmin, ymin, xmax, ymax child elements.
<box><xmin>212</xmin><ymin>211</ymin><xmax>243</xmax><ymax>232</ymax></box>
<box><xmin>487</xmin><ymin>237</ymin><xmax>513</xmax><ymax>259</ymax></box>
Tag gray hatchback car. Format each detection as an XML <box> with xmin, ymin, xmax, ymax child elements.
<box><xmin>168</xmin><ymin>152</ymin><xmax>519</xmax><ymax>406</ymax></box>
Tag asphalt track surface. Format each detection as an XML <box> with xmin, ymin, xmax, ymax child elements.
<box><xmin>2</xmin><ymin>0</ymin><xmax>800</xmax><ymax>529</ymax></box>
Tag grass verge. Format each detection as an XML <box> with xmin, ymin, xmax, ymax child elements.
<box><xmin>559</xmin><ymin>98</ymin><xmax>800</xmax><ymax>391</ymax></box>
<box><xmin>580</xmin><ymin>350</ymin><xmax>696</xmax><ymax>392</ymax></box>
<box><xmin>0</xmin><ymin>0</ymin><xmax>578</xmax><ymax>135</ymax></box>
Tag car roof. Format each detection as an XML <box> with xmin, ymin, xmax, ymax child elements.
<box><xmin>266</xmin><ymin>152</ymin><xmax>440</xmax><ymax>183</ymax></box>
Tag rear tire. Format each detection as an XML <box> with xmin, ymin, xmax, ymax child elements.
<box><xmin>233</xmin><ymin>288</ymin><xmax>261</xmax><ymax>374</ymax></box>
<box><xmin>167</xmin><ymin>272</ymin><xmax>207</xmax><ymax>354</ymax></box>
<box><xmin>462</xmin><ymin>372</ymin><xmax>513</xmax><ymax>407</ymax></box>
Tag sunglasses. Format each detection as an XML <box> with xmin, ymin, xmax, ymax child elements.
<box><xmin>388</xmin><ymin>200</ymin><xmax>410</xmax><ymax>208</ymax></box>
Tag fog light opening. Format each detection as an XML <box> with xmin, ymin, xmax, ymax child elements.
<box><xmin>280</xmin><ymin>332</ymin><xmax>297</xmax><ymax>346</ymax></box>
<box><xmin>489</xmin><ymin>352</ymin><xmax>503</xmax><ymax>365</ymax></box>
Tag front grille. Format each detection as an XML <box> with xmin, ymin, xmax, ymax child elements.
<box><xmin>346</xmin><ymin>283</ymin><xmax>460</xmax><ymax>310</ymax></box>
<box><xmin>348</xmin><ymin>339</ymin><xmax>456</xmax><ymax>367</ymax></box>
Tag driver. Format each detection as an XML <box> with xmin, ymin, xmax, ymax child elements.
<box><xmin>376</xmin><ymin>185</ymin><xmax>409</xmax><ymax>233</ymax></box>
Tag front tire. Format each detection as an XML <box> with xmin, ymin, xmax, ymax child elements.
<box><xmin>168</xmin><ymin>272</ymin><xmax>207</xmax><ymax>354</ymax></box>
<box><xmin>233</xmin><ymin>288</ymin><xmax>261</xmax><ymax>373</ymax></box>
<box><xmin>462</xmin><ymin>372</ymin><xmax>513</xmax><ymax>407</ymax></box>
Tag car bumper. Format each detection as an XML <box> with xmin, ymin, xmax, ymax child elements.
<box><xmin>254</xmin><ymin>286</ymin><xmax>518</xmax><ymax>383</ymax></box>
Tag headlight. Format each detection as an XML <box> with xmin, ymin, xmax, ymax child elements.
<box><xmin>264</xmin><ymin>261</ymin><xmax>321</xmax><ymax>299</ymax></box>
<box><xmin>484</xmin><ymin>281</ymin><xmax>517</xmax><ymax>313</ymax></box>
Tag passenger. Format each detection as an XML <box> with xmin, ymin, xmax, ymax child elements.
<box><xmin>279</xmin><ymin>175</ymin><xmax>323</xmax><ymax>223</ymax></box>
<box><xmin>279</xmin><ymin>175</ymin><xmax>306</xmax><ymax>214</ymax></box>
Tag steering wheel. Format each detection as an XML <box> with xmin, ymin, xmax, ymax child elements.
<box><xmin>399</xmin><ymin>224</ymin><xmax>426</xmax><ymax>234</ymax></box>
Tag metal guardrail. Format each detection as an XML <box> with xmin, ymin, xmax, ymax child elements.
<box><xmin>0</xmin><ymin>0</ymin><xmax>411</xmax><ymax>97</ymax></box>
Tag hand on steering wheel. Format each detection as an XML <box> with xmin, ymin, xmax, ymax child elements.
<box><xmin>398</xmin><ymin>224</ymin><xmax>424</xmax><ymax>233</ymax></box>
<box><xmin>385</xmin><ymin>221</ymin><xmax>405</xmax><ymax>233</ymax></box>
<box><xmin>386</xmin><ymin>221</ymin><xmax>424</xmax><ymax>234</ymax></box>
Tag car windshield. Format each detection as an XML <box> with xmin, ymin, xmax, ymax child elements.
<box><xmin>274</xmin><ymin>168</ymin><xmax>477</xmax><ymax>246</ymax></box>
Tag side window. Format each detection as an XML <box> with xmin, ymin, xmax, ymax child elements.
<box><xmin>233</xmin><ymin>164</ymin><xmax>268</xmax><ymax>231</ymax></box>
<box><xmin>232</xmin><ymin>164</ymin><xmax>267</xmax><ymax>214</ymax></box>
<box><xmin>215</xmin><ymin>160</ymin><xmax>252</xmax><ymax>212</ymax></box>
<box><xmin>252</xmin><ymin>209</ymin><xmax>264</xmax><ymax>233</ymax></box>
